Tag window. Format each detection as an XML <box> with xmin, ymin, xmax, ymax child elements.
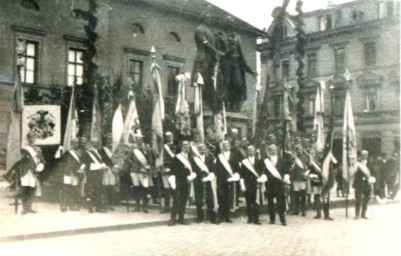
<box><xmin>68</xmin><ymin>49</ymin><xmax>84</xmax><ymax>86</ymax></box>
<box><xmin>318</xmin><ymin>16</ymin><xmax>325</xmax><ymax>31</ymax></box>
<box><xmin>19</xmin><ymin>41</ymin><xmax>38</xmax><ymax>84</ymax></box>
<box><xmin>273</xmin><ymin>64</ymin><xmax>280</xmax><ymax>81</ymax></box>
<box><xmin>334</xmin><ymin>48</ymin><xmax>345</xmax><ymax>73</ymax></box>
<box><xmin>306</xmin><ymin>96</ymin><xmax>315</xmax><ymax>116</ymax></box>
<box><xmin>307</xmin><ymin>53</ymin><xmax>317</xmax><ymax>76</ymax></box>
<box><xmin>364</xmin><ymin>42</ymin><xmax>376</xmax><ymax>67</ymax></box>
<box><xmin>128</xmin><ymin>59</ymin><xmax>143</xmax><ymax>87</ymax></box>
<box><xmin>387</xmin><ymin>1</ymin><xmax>394</xmax><ymax>16</ymax></box>
<box><xmin>281</xmin><ymin>60</ymin><xmax>290</xmax><ymax>80</ymax></box>
<box><xmin>272</xmin><ymin>95</ymin><xmax>282</xmax><ymax>118</ymax></box>
<box><xmin>334</xmin><ymin>94</ymin><xmax>345</xmax><ymax>115</ymax></box>
<box><xmin>379</xmin><ymin>2</ymin><xmax>387</xmax><ymax>18</ymax></box>
<box><xmin>363</xmin><ymin>88</ymin><xmax>377</xmax><ymax>111</ymax></box>
<box><xmin>326</xmin><ymin>14</ymin><xmax>333</xmax><ymax>30</ymax></box>
<box><xmin>167</xmin><ymin>66</ymin><xmax>181</xmax><ymax>96</ymax></box>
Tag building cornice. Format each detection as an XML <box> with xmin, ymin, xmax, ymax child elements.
<box><xmin>12</xmin><ymin>25</ymin><xmax>47</xmax><ymax>36</ymax></box>
<box><xmin>163</xmin><ymin>54</ymin><xmax>186</xmax><ymax>63</ymax></box>
<box><xmin>123</xmin><ymin>47</ymin><xmax>150</xmax><ymax>56</ymax></box>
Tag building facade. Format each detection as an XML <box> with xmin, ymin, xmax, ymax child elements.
<box><xmin>0</xmin><ymin>0</ymin><xmax>263</xmax><ymax>168</ymax></box>
<box><xmin>258</xmin><ymin>0</ymin><xmax>400</xmax><ymax>158</ymax></box>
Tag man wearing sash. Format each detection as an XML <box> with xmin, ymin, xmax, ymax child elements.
<box><xmin>215</xmin><ymin>140</ymin><xmax>240</xmax><ymax>223</ymax></box>
<box><xmin>20</xmin><ymin>132</ymin><xmax>45</xmax><ymax>214</ymax></box>
<box><xmin>290</xmin><ymin>144</ymin><xmax>310</xmax><ymax>216</ymax></box>
<box><xmin>99</xmin><ymin>135</ymin><xmax>117</xmax><ymax>211</ymax></box>
<box><xmin>192</xmin><ymin>143</ymin><xmax>219</xmax><ymax>224</ymax></box>
<box><xmin>168</xmin><ymin>141</ymin><xmax>196</xmax><ymax>226</ymax></box>
<box><xmin>262</xmin><ymin>144</ymin><xmax>290</xmax><ymax>226</ymax></box>
<box><xmin>160</xmin><ymin>132</ymin><xmax>177</xmax><ymax>213</ymax></box>
<box><xmin>60</xmin><ymin>140</ymin><xmax>85</xmax><ymax>212</ymax></box>
<box><xmin>308</xmin><ymin>151</ymin><xmax>324</xmax><ymax>219</ymax></box>
<box><xmin>239</xmin><ymin>145</ymin><xmax>266</xmax><ymax>225</ymax></box>
<box><xmin>81</xmin><ymin>139</ymin><xmax>108</xmax><ymax>213</ymax></box>
<box><xmin>130</xmin><ymin>135</ymin><xmax>152</xmax><ymax>213</ymax></box>
<box><xmin>353</xmin><ymin>150</ymin><xmax>376</xmax><ymax>219</ymax></box>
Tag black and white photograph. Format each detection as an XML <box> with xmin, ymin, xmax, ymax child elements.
<box><xmin>0</xmin><ymin>0</ymin><xmax>400</xmax><ymax>255</ymax></box>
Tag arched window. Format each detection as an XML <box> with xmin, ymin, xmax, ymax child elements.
<box><xmin>20</xmin><ymin>0</ymin><xmax>40</xmax><ymax>11</ymax></box>
<box><xmin>131</xmin><ymin>23</ymin><xmax>145</xmax><ymax>36</ymax></box>
<box><xmin>168</xmin><ymin>32</ymin><xmax>181</xmax><ymax>43</ymax></box>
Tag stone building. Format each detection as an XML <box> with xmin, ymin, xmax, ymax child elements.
<box><xmin>0</xmin><ymin>0</ymin><xmax>263</xmax><ymax>168</ymax></box>
<box><xmin>258</xmin><ymin>0</ymin><xmax>400</xmax><ymax>158</ymax></box>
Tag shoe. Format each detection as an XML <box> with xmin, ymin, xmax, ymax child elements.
<box><xmin>22</xmin><ymin>210</ymin><xmax>28</xmax><ymax>215</ymax></box>
<box><xmin>361</xmin><ymin>216</ymin><xmax>368</xmax><ymax>220</ymax></box>
<box><xmin>313</xmin><ymin>215</ymin><xmax>321</xmax><ymax>219</ymax></box>
<box><xmin>88</xmin><ymin>207</ymin><xmax>94</xmax><ymax>213</ymax></box>
<box><xmin>142</xmin><ymin>207</ymin><xmax>149</xmax><ymax>213</ymax></box>
<box><xmin>196</xmin><ymin>219</ymin><xmax>204</xmax><ymax>223</ymax></box>
<box><xmin>160</xmin><ymin>208</ymin><xmax>170</xmax><ymax>213</ymax></box>
<box><xmin>177</xmin><ymin>219</ymin><xmax>190</xmax><ymax>225</ymax></box>
<box><xmin>108</xmin><ymin>206</ymin><xmax>115</xmax><ymax>211</ymax></box>
<box><xmin>61</xmin><ymin>207</ymin><xmax>67</xmax><ymax>212</ymax></box>
<box><xmin>324</xmin><ymin>216</ymin><xmax>334</xmax><ymax>221</ymax></box>
<box><xmin>211</xmin><ymin>220</ymin><xmax>220</xmax><ymax>225</ymax></box>
<box><xmin>254</xmin><ymin>221</ymin><xmax>262</xmax><ymax>225</ymax></box>
<box><xmin>168</xmin><ymin>220</ymin><xmax>176</xmax><ymax>226</ymax></box>
<box><xmin>247</xmin><ymin>219</ymin><xmax>253</xmax><ymax>224</ymax></box>
<box><xmin>96</xmin><ymin>208</ymin><xmax>107</xmax><ymax>213</ymax></box>
<box><xmin>27</xmin><ymin>209</ymin><xmax>36</xmax><ymax>214</ymax></box>
<box><xmin>290</xmin><ymin>212</ymin><xmax>299</xmax><ymax>216</ymax></box>
<box><xmin>302</xmin><ymin>212</ymin><xmax>306</xmax><ymax>217</ymax></box>
<box><xmin>281</xmin><ymin>222</ymin><xmax>287</xmax><ymax>226</ymax></box>
<box><xmin>131</xmin><ymin>207</ymin><xmax>141</xmax><ymax>212</ymax></box>
<box><xmin>354</xmin><ymin>216</ymin><xmax>359</xmax><ymax>220</ymax></box>
<box><xmin>224</xmin><ymin>219</ymin><xmax>233</xmax><ymax>223</ymax></box>
<box><xmin>269</xmin><ymin>220</ymin><xmax>275</xmax><ymax>225</ymax></box>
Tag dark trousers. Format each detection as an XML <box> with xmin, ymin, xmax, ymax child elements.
<box><xmin>314</xmin><ymin>194</ymin><xmax>322</xmax><ymax>216</ymax></box>
<box><xmin>195</xmin><ymin>181</ymin><xmax>217</xmax><ymax>221</ymax></box>
<box><xmin>132</xmin><ymin>186</ymin><xmax>149</xmax><ymax>209</ymax></box>
<box><xmin>355</xmin><ymin>189</ymin><xmax>370</xmax><ymax>217</ymax></box>
<box><xmin>61</xmin><ymin>184</ymin><xmax>80</xmax><ymax>210</ymax></box>
<box><xmin>21</xmin><ymin>186</ymin><xmax>35</xmax><ymax>211</ymax></box>
<box><xmin>104</xmin><ymin>186</ymin><xmax>116</xmax><ymax>207</ymax></box>
<box><xmin>86</xmin><ymin>171</ymin><xmax>104</xmax><ymax>211</ymax></box>
<box><xmin>171</xmin><ymin>185</ymin><xmax>189</xmax><ymax>221</ymax></box>
<box><xmin>245</xmin><ymin>188</ymin><xmax>259</xmax><ymax>223</ymax></box>
<box><xmin>267</xmin><ymin>192</ymin><xmax>286</xmax><ymax>223</ymax></box>
<box><xmin>218</xmin><ymin>181</ymin><xmax>232</xmax><ymax>221</ymax></box>
<box><xmin>293</xmin><ymin>190</ymin><xmax>306</xmax><ymax>214</ymax></box>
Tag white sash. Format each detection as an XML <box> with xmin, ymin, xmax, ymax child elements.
<box><xmin>103</xmin><ymin>147</ymin><xmax>112</xmax><ymax>159</ymax></box>
<box><xmin>69</xmin><ymin>149</ymin><xmax>81</xmax><ymax>164</ymax></box>
<box><xmin>194</xmin><ymin>156</ymin><xmax>209</xmax><ymax>173</ymax></box>
<box><xmin>218</xmin><ymin>153</ymin><xmax>234</xmax><ymax>176</ymax></box>
<box><xmin>357</xmin><ymin>162</ymin><xmax>371</xmax><ymax>178</ymax></box>
<box><xmin>164</xmin><ymin>144</ymin><xmax>175</xmax><ymax>158</ymax></box>
<box><xmin>264</xmin><ymin>158</ymin><xmax>282</xmax><ymax>180</ymax></box>
<box><xmin>88</xmin><ymin>151</ymin><xmax>101</xmax><ymax>164</ymax></box>
<box><xmin>295</xmin><ymin>156</ymin><xmax>305</xmax><ymax>169</ymax></box>
<box><xmin>190</xmin><ymin>142</ymin><xmax>200</xmax><ymax>157</ymax></box>
<box><xmin>23</xmin><ymin>145</ymin><xmax>38</xmax><ymax>166</ymax></box>
<box><xmin>241</xmin><ymin>158</ymin><xmax>259</xmax><ymax>178</ymax></box>
<box><xmin>176</xmin><ymin>153</ymin><xmax>192</xmax><ymax>173</ymax></box>
<box><xmin>133</xmin><ymin>149</ymin><xmax>148</xmax><ymax>168</ymax></box>
<box><xmin>311</xmin><ymin>161</ymin><xmax>322</xmax><ymax>174</ymax></box>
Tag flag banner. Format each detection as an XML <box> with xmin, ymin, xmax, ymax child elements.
<box><xmin>342</xmin><ymin>90</ymin><xmax>357</xmax><ymax>182</ymax></box>
<box><xmin>175</xmin><ymin>74</ymin><xmax>191</xmax><ymax>136</ymax></box>
<box><xmin>6</xmin><ymin>69</ymin><xmax>24</xmax><ymax>171</ymax></box>
<box><xmin>194</xmin><ymin>73</ymin><xmax>204</xmax><ymax>142</ymax></box>
<box><xmin>22</xmin><ymin>105</ymin><xmax>61</xmax><ymax>146</ymax></box>
<box><xmin>313</xmin><ymin>81</ymin><xmax>325</xmax><ymax>152</ymax></box>
<box><xmin>112</xmin><ymin>104</ymin><xmax>124</xmax><ymax>153</ymax></box>
<box><xmin>121</xmin><ymin>97</ymin><xmax>142</xmax><ymax>144</ymax></box>
<box><xmin>151</xmin><ymin>60</ymin><xmax>164</xmax><ymax>167</ymax></box>
<box><xmin>63</xmin><ymin>88</ymin><xmax>79</xmax><ymax>152</ymax></box>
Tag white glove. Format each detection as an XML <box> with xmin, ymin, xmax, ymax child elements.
<box><xmin>227</xmin><ymin>177</ymin><xmax>233</xmax><ymax>182</ymax></box>
<box><xmin>309</xmin><ymin>174</ymin><xmax>318</xmax><ymax>179</ymax></box>
<box><xmin>240</xmin><ymin>179</ymin><xmax>246</xmax><ymax>192</ymax></box>
<box><xmin>91</xmin><ymin>163</ymin><xmax>106</xmax><ymax>170</ymax></box>
<box><xmin>35</xmin><ymin>163</ymin><xmax>44</xmax><ymax>172</ymax></box>
<box><xmin>187</xmin><ymin>172</ymin><xmax>197</xmax><ymax>181</ymax></box>
<box><xmin>258</xmin><ymin>174</ymin><xmax>267</xmax><ymax>183</ymax></box>
<box><xmin>284</xmin><ymin>174</ymin><xmax>291</xmax><ymax>184</ymax></box>
<box><xmin>232</xmin><ymin>173</ymin><xmax>240</xmax><ymax>182</ymax></box>
<box><xmin>168</xmin><ymin>175</ymin><xmax>176</xmax><ymax>190</ymax></box>
<box><xmin>164</xmin><ymin>168</ymin><xmax>171</xmax><ymax>173</ymax></box>
<box><xmin>368</xmin><ymin>177</ymin><xmax>376</xmax><ymax>184</ymax></box>
<box><xmin>202</xmin><ymin>172</ymin><xmax>215</xmax><ymax>182</ymax></box>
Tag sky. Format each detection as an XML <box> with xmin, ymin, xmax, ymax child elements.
<box><xmin>206</xmin><ymin>0</ymin><xmax>354</xmax><ymax>30</ymax></box>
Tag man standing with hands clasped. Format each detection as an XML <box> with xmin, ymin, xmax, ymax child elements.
<box><xmin>168</xmin><ymin>141</ymin><xmax>196</xmax><ymax>226</ymax></box>
<box><xmin>239</xmin><ymin>145</ymin><xmax>267</xmax><ymax>225</ymax></box>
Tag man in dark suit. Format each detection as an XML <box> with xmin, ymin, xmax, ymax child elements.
<box><xmin>215</xmin><ymin>140</ymin><xmax>240</xmax><ymax>223</ymax></box>
<box><xmin>239</xmin><ymin>145</ymin><xmax>266</xmax><ymax>225</ymax></box>
<box><xmin>353</xmin><ymin>150</ymin><xmax>376</xmax><ymax>219</ymax></box>
<box><xmin>168</xmin><ymin>141</ymin><xmax>196</xmax><ymax>226</ymax></box>
<box><xmin>192</xmin><ymin>143</ymin><xmax>219</xmax><ymax>224</ymax></box>
<box><xmin>160</xmin><ymin>131</ymin><xmax>177</xmax><ymax>213</ymax></box>
<box><xmin>262</xmin><ymin>144</ymin><xmax>290</xmax><ymax>226</ymax></box>
<box><xmin>290</xmin><ymin>144</ymin><xmax>310</xmax><ymax>216</ymax></box>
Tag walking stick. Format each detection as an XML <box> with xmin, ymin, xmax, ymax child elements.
<box><xmin>15</xmin><ymin>165</ymin><xmax>20</xmax><ymax>214</ymax></box>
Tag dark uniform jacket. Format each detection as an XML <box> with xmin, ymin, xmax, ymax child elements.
<box><xmin>215</xmin><ymin>151</ymin><xmax>240</xmax><ymax>187</ymax></box>
<box><xmin>239</xmin><ymin>157</ymin><xmax>263</xmax><ymax>193</ymax></box>
<box><xmin>353</xmin><ymin>162</ymin><xmax>375</xmax><ymax>192</ymax></box>
<box><xmin>172</xmin><ymin>153</ymin><xmax>192</xmax><ymax>189</ymax></box>
<box><xmin>163</xmin><ymin>143</ymin><xmax>177</xmax><ymax>171</ymax></box>
<box><xmin>60</xmin><ymin>149</ymin><xmax>82</xmax><ymax>176</ymax></box>
<box><xmin>309</xmin><ymin>161</ymin><xmax>323</xmax><ymax>187</ymax></box>
<box><xmin>262</xmin><ymin>155</ymin><xmax>288</xmax><ymax>196</ymax></box>
<box><xmin>192</xmin><ymin>154</ymin><xmax>215</xmax><ymax>180</ymax></box>
<box><xmin>291</xmin><ymin>153</ymin><xmax>310</xmax><ymax>182</ymax></box>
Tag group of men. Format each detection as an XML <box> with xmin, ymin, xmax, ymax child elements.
<box><xmin>7</xmin><ymin>128</ymin><xmax>386</xmax><ymax>225</ymax></box>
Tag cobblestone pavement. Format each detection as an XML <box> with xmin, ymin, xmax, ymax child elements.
<box><xmin>1</xmin><ymin>203</ymin><xmax>400</xmax><ymax>256</ymax></box>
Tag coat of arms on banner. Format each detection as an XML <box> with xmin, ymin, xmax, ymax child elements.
<box><xmin>22</xmin><ymin>105</ymin><xmax>61</xmax><ymax>145</ymax></box>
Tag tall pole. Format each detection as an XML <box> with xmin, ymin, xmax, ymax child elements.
<box><xmin>295</xmin><ymin>0</ymin><xmax>306</xmax><ymax>133</ymax></box>
<box><xmin>345</xmin><ymin>69</ymin><xmax>351</xmax><ymax>218</ymax></box>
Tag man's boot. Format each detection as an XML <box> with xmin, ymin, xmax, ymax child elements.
<box><xmin>323</xmin><ymin>203</ymin><xmax>333</xmax><ymax>220</ymax></box>
<box><xmin>313</xmin><ymin>195</ymin><xmax>321</xmax><ymax>219</ymax></box>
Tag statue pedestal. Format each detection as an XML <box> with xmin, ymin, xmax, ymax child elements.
<box><xmin>203</xmin><ymin>110</ymin><xmax>251</xmax><ymax>139</ymax></box>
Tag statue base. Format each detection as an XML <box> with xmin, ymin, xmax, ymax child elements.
<box><xmin>203</xmin><ymin>110</ymin><xmax>251</xmax><ymax>140</ymax></box>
